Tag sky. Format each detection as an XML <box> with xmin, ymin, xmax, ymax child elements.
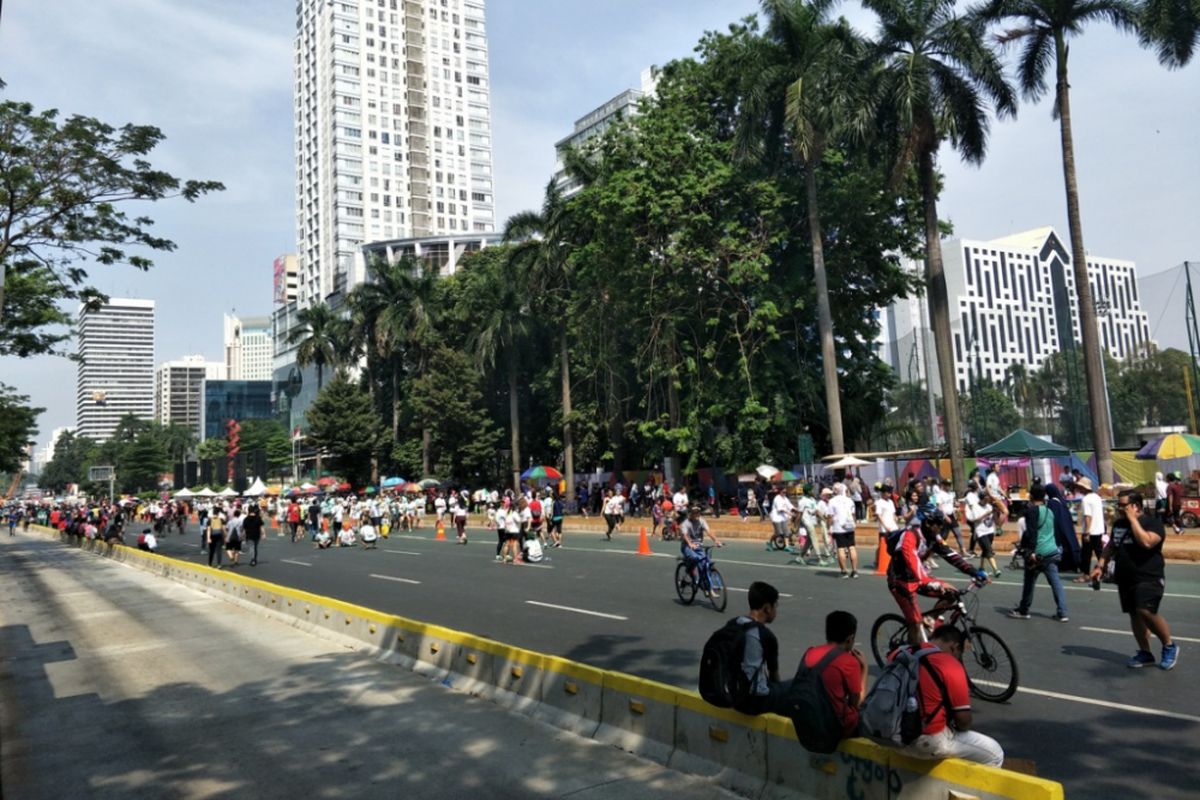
<box><xmin>1</xmin><ymin>0</ymin><xmax>1197</xmax><ymax>452</ymax></box>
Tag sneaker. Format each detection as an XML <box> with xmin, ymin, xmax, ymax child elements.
<box><xmin>850</xmin><ymin>571</ymin><xmax>859</xmax><ymax>579</ymax></box>
<box><xmin>1161</xmin><ymin>643</ymin><xmax>1180</xmax><ymax>671</ymax></box>
<box><xmin>1007</xmin><ymin>608</ymin><xmax>1031</xmax><ymax>619</ymax></box>
<box><xmin>840</xmin><ymin>572</ymin><xmax>850</xmax><ymax>579</ymax></box>
<box><xmin>495</xmin><ymin>555</ymin><xmax>503</xmax><ymax>562</ymax></box>
<box><xmin>1127</xmin><ymin>650</ymin><xmax>1156</xmax><ymax>669</ymax></box>
<box><xmin>993</xmin><ymin>570</ymin><xmax>1003</xmax><ymax>578</ymax></box>
<box><xmin>1053</xmin><ymin>613</ymin><xmax>1069</xmax><ymax>623</ymax></box>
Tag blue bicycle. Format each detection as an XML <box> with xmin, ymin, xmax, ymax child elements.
<box><xmin>675</xmin><ymin>545</ymin><xmax>727</xmax><ymax>611</ymax></box>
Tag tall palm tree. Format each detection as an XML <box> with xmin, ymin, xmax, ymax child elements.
<box><xmin>865</xmin><ymin>0</ymin><xmax>1017</xmax><ymax>489</ymax></box>
<box><xmin>741</xmin><ymin>0</ymin><xmax>869</xmax><ymax>457</ymax></box>
<box><xmin>288</xmin><ymin>303</ymin><xmax>341</xmax><ymax>391</ymax></box>
<box><xmin>468</xmin><ymin>254</ymin><xmax>532</xmax><ymax>491</ymax></box>
<box><xmin>1140</xmin><ymin>0</ymin><xmax>1199</xmax><ymax>66</ymax></box>
<box><xmin>504</xmin><ymin>179</ymin><xmax>577</xmax><ymax>500</ymax></box>
<box><xmin>972</xmin><ymin>0</ymin><xmax>1137</xmax><ymax>484</ymax></box>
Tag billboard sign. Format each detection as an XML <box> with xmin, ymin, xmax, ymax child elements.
<box><xmin>273</xmin><ymin>255</ymin><xmax>287</xmax><ymax>304</ymax></box>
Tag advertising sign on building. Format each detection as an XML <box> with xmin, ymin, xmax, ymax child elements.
<box><xmin>273</xmin><ymin>256</ymin><xmax>287</xmax><ymax>305</ymax></box>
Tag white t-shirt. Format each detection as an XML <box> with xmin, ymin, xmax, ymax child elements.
<box><xmin>604</xmin><ymin>495</ymin><xmax>624</xmax><ymax>515</ymax></box>
<box><xmin>934</xmin><ymin>486</ymin><xmax>956</xmax><ymax>516</ymax></box>
<box><xmin>434</xmin><ymin>497</ymin><xmax>447</xmax><ymax>514</ymax></box>
<box><xmin>829</xmin><ymin>495</ymin><xmax>856</xmax><ymax>533</ymax></box>
<box><xmin>360</xmin><ymin>523</ymin><xmax>378</xmax><ymax>541</ymax></box>
<box><xmin>874</xmin><ymin>497</ymin><xmax>898</xmax><ymax>532</ymax></box>
<box><xmin>769</xmin><ymin>493</ymin><xmax>795</xmax><ymax>524</ymax></box>
<box><xmin>1081</xmin><ymin>492</ymin><xmax>1105</xmax><ymax>537</ymax></box>
<box><xmin>986</xmin><ymin>471</ymin><xmax>1002</xmax><ymax>497</ymax></box>
<box><xmin>673</xmin><ymin>491</ymin><xmax>689</xmax><ymax>510</ymax></box>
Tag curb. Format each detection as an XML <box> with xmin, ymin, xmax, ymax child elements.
<box><xmin>33</xmin><ymin>527</ymin><xmax>1063</xmax><ymax>800</ymax></box>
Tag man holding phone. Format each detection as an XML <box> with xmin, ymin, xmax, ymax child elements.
<box><xmin>1091</xmin><ymin>491</ymin><xmax>1179</xmax><ymax>670</ymax></box>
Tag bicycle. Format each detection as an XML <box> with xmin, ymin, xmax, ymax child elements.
<box><xmin>869</xmin><ymin>582</ymin><xmax>1018</xmax><ymax>702</ymax></box>
<box><xmin>674</xmin><ymin>545</ymin><xmax>727</xmax><ymax>612</ymax></box>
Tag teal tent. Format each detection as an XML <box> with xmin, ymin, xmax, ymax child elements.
<box><xmin>976</xmin><ymin>429</ymin><xmax>1070</xmax><ymax>458</ymax></box>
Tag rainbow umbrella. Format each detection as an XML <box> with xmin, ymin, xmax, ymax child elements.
<box><xmin>521</xmin><ymin>465</ymin><xmax>563</xmax><ymax>481</ymax></box>
<box><xmin>1134</xmin><ymin>433</ymin><xmax>1200</xmax><ymax>460</ymax></box>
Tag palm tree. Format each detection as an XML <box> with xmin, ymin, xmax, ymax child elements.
<box><xmin>972</xmin><ymin>0</ymin><xmax>1137</xmax><ymax>484</ymax></box>
<box><xmin>865</xmin><ymin>0</ymin><xmax>1017</xmax><ymax>489</ymax></box>
<box><xmin>467</xmin><ymin>253</ymin><xmax>532</xmax><ymax>491</ymax></box>
<box><xmin>739</xmin><ymin>0</ymin><xmax>869</xmax><ymax>457</ymax></box>
<box><xmin>1140</xmin><ymin>0</ymin><xmax>1199</xmax><ymax>66</ymax></box>
<box><xmin>504</xmin><ymin>179</ymin><xmax>577</xmax><ymax>500</ymax></box>
<box><xmin>288</xmin><ymin>303</ymin><xmax>341</xmax><ymax>391</ymax></box>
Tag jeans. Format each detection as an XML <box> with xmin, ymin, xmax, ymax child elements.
<box><xmin>207</xmin><ymin>536</ymin><xmax>224</xmax><ymax>567</ymax></box>
<box><xmin>903</xmin><ymin>727</ymin><xmax>1004</xmax><ymax>767</ymax></box>
<box><xmin>246</xmin><ymin>537</ymin><xmax>260</xmax><ymax>565</ymax></box>
<box><xmin>1018</xmin><ymin>549</ymin><xmax>1068</xmax><ymax>617</ymax></box>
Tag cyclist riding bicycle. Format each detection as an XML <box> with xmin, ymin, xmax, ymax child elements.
<box><xmin>681</xmin><ymin>506</ymin><xmax>723</xmax><ymax>584</ymax></box>
<box><xmin>888</xmin><ymin>503</ymin><xmax>989</xmax><ymax>645</ymax></box>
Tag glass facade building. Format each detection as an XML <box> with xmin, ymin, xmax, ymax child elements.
<box><xmin>201</xmin><ymin>380</ymin><xmax>275</xmax><ymax>440</ymax></box>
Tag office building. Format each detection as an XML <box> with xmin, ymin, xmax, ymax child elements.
<box><xmin>294</xmin><ymin>0</ymin><xmax>496</xmax><ymax>307</ymax></box>
<box><xmin>879</xmin><ymin>227</ymin><xmax>1152</xmax><ymax>394</ymax></box>
<box><xmin>76</xmin><ymin>298</ymin><xmax>155</xmax><ymax>442</ymax></box>
<box><xmin>554</xmin><ymin>66</ymin><xmax>659</xmax><ymax>197</ymax></box>
<box><xmin>360</xmin><ymin>231</ymin><xmax>500</xmax><ymax>277</ymax></box>
<box><xmin>155</xmin><ymin>356</ymin><xmax>226</xmax><ymax>437</ymax></box>
<box><xmin>201</xmin><ymin>380</ymin><xmax>275</xmax><ymax>441</ymax></box>
<box><xmin>223</xmin><ymin>313</ymin><xmax>273</xmax><ymax>381</ymax></box>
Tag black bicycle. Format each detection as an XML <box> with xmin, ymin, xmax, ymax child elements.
<box><xmin>869</xmin><ymin>582</ymin><xmax>1018</xmax><ymax>702</ymax></box>
<box><xmin>674</xmin><ymin>545</ymin><xmax>727</xmax><ymax>612</ymax></box>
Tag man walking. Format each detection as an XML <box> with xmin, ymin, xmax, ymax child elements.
<box><xmin>243</xmin><ymin>506</ymin><xmax>264</xmax><ymax>567</ymax></box>
<box><xmin>829</xmin><ymin>483</ymin><xmax>859</xmax><ymax>579</ymax></box>
<box><xmin>1166</xmin><ymin>471</ymin><xmax>1186</xmax><ymax>535</ymax></box>
<box><xmin>1092</xmin><ymin>491</ymin><xmax>1179</xmax><ymax>670</ymax></box>
<box><xmin>1076</xmin><ymin>478</ymin><xmax>1105</xmax><ymax>582</ymax></box>
<box><xmin>1008</xmin><ymin>484</ymin><xmax>1069</xmax><ymax>622</ymax></box>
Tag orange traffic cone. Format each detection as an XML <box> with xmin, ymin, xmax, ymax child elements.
<box><xmin>874</xmin><ymin>535</ymin><xmax>891</xmax><ymax>575</ymax></box>
<box><xmin>637</xmin><ymin>526</ymin><xmax>653</xmax><ymax>556</ymax></box>
<box><xmin>435</xmin><ymin>520</ymin><xmax>447</xmax><ymax>541</ymax></box>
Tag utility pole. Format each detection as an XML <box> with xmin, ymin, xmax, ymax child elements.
<box><xmin>1184</xmin><ymin>263</ymin><xmax>1200</xmax><ymax>433</ymax></box>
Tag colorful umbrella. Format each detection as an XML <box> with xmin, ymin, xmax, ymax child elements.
<box><xmin>417</xmin><ymin>478</ymin><xmax>440</xmax><ymax>489</ymax></box>
<box><xmin>364</xmin><ymin>486</ymin><xmax>378</xmax><ymax>494</ymax></box>
<box><xmin>521</xmin><ymin>465</ymin><xmax>563</xmax><ymax>481</ymax></box>
<box><xmin>1135</xmin><ymin>433</ymin><xmax>1200</xmax><ymax>460</ymax></box>
<box><xmin>775</xmin><ymin>470</ymin><xmax>802</xmax><ymax>482</ymax></box>
<box><xmin>755</xmin><ymin>464</ymin><xmax>779</xmax><ymax>479</ymax></box>
<box><xmin>336</xmin><ymin>482</ymin><xmax>352</xmax><ymax>492</ymax></box>
<box><xmin>381</xmin><ymin>476</ymin><xmax>406</xmax><ymax>488</ymax></box>
<box><xmin>317</xmin><ymin>476</ymin><xmax>337</xmax><ymax>486</ymax></box>
<box><xmin>402</xmin><ymin>482</ymin><xmax>422</xmax><ymax>493</ymax></box>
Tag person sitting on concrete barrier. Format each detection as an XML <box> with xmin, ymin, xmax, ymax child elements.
<box><xmin>136</xmin><ymin>529</ymin><xmax>158</xmax><ymax>552</ymax></box>
<box><xmin>796</xmin><ymin>610</ymin><xmax>868</xmax><ymax>740</ymax></box>
<box><xmin>899</xmin><ymin>625</ymin><xmax>1004</xmax><ymax>767</ymax></box>
<box><xmin>734</xmin><ymin>581</ymin><xmax>789</xmax><ymax>715</ymax></box>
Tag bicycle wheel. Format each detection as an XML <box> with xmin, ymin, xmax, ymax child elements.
<box><xmin>768</xmin><ymin>533</ymin><xmax>788</xmax><ymax>551</ymax></box>
<box><xmin>675</xmin><ymin>562</ymin><xmax>697</xmax><ymax>605</ymax></box>
<box><xmin>964</xmin><ymin>625</ymin><xmax>1019</xmax><ymax>702</ymax></box>
<box><xmin>707</xmin><ymin>567</ymin><xmax>728</xmax><ymax>612</ymax></box>
<box><xmin>870</xmin><ymin>613</ymin><xmax>909</xmax><ymax>667</ymax></box>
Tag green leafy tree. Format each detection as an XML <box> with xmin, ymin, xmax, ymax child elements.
<box><xmin>973</xmin><ymin>0</ymin><xmax>1139</xmax><ymax>483</ymax></box>
<box><xmin>287</xmin><ymin>303</ymin><xmax>343</xmax><ymax>391</ymax></box>
<box><xmin>411</xmin><ymin>345</ymin><xmax>503</xmax><ymax>482</ymax></box>
<box><xmin>305</xmin><ymin>373</ymin><xmax>385</xmax><ymax>488</ymax></box>
<box><xmin>866</xmin><ymin>0</ymin><xmax>1017</xmax><ymax>487</ymax></box>
<box><xmin>962</xmin><ymin>381</ymin><xmax>1022</xmax><ymax>448</ymax></box>
<box><xmin>39</xmin><ymin>430</ymin><xmax>96</xmax><ymax>492</ymax></box>
<box><xmin>0</xmin><ymin>384</ymin><xmax>41</xmax><ymax>475</ymax></box>
<box><xmin>0</xmin><ymin>94</ymin><xmax>223</xmax><ymax>355</ymax></box>
<box><xmin>237</xmin><ymin>419</ymin><xmax>292</xmax><ymax>472</ymax></box>
<box><xmin>196</xmin><ymin>436</ymin><xmax>227</xmax><ymax>461</ymax></box>
<box><xmin>1140</xmin><ymin>0</ymin><xmax>1200</xmax><ymax>66</ymax></box>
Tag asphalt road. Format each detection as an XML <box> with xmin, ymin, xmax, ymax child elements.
<box><xmin>143</xmin><ymin>521</ymin><xmax>1200</xmax><ymax>798</ymax></box>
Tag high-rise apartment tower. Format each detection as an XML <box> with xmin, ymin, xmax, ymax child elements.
<box><xmin>76</xmin><ymin>298</ymin><xmax>155</xmax><ymax>442</ymax></box>
<box><xmin>294</xmin><ymin>0</ymin><xmax>496</xmax><ymax>306</ymax></box>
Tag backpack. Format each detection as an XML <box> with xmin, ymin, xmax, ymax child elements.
<box><xmin>860</xmin><ymin>646</ymin><xmax>950</xmax><ymax>745</ymax></box>
<box><xmin>781</xmin><ymin>647</ymin><xmax>846</xmax><ymax>754</ymax></box>
<box><xmin>699</xmin><ymin>618</ymin><xmax>762</xmax><ymax>709</ymax></box>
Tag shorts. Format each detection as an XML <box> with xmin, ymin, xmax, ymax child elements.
<box><xmin>977</xmin><ymin>534</ymin><xmax>994</xmax><ymax>559</ymax></box>
<box><xmin>1117</xmin><ymin>578</ymin><xmax>1165</xmax><ymax>615</ymax></box>
<box><xmin>888</xmin><ymin>581</ymin><xmax>944</xmax><ymax>625</ymax></box>
<box><xmin>504</xmin><ymin>531</ymin><xmax>520</xmax><ymax>541</ymax></box>
<box><xmin>832</xmin><ymin>532</ymin><xmax>856</xmax><ymax>549</ymax></box>
<box><xmin>226</xmin><ymin>536</ymin><xmax>242</xmax><ymax>552</ymax></box>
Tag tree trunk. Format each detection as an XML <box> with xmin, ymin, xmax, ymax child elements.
<box><xmin>1056</xmin><ymin>36</ymin><xmax>1113</xmax><ymax>484</ymax></box>
<box><xmin>422</xmin><ymin>427</ymin><xmax>431</xmax><ymax>477</ymax></box>
<box><xmin>804</xmin><ymin>161</ymin><xmax>844</xmax><ymax>456</ymax></box>
<box><xmin>560</xmin><ymin>327</ymin><xmax>575</xmax><ymax>503</ymax></box>
<box><xmin>508</xmin><ymin>357</ymin><xmax>522</xmax><ymax>491</ymax></box>
<box><xmin>316</xmin><ymin>362</ymin><xmax>324</xmax><ymax>391</ymax></box>
<box><xmin>392</xmin><ymin>359</ymin><xmax>401</xmax><ymax>443</ymax></box>
<box><xmin>919</xmin><ymin>148</ymin><xmax>966</xmax><ymax>490</ymax></box>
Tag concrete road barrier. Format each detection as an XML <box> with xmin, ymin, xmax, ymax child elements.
<box><xmin>40</xmin><ymin>528</ymin><xmax>1064</xmax><ymax>800</ymax></box>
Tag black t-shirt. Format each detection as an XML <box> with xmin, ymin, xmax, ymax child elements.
<box><xmin>242</xmin><ymin>515</ymin><xmax>264</xmax><ymax>540</ymax></box>
<box><xmin>1111</xmin><ymin>511</ymin><xmax>1166</xmax><ymax>581</ymax></box>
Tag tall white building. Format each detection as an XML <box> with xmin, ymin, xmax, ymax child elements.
<box><xmin>294</xmin><ymin>0</ymin><xmax>496</xmax><ymax>307</ymax></box>
<box><xmin>155</xmin><ymin>356</ymin><xmax>226</xmax><ymax>437</ymax></box>
<box><xmin>554</xmin><ymin>66</ymin><xmax>659</xmax><ymax>197</ymax></box>
<box><xmin>76</xmin><ymin>299</ymin><xmax>155</xmax><ymax>442</ymax></box>
<box><xmin>879</xmin><ymin>227</ymin><xmax>1152</xmax><ymax>394</ymax></box>
<box><xmin>31</xmin><ymin>426</ymin><xmax>73</xmax><ymax>475</ymax></box>
<box><xmin>223</xmin><ymin>313</ymin><xmax>273</xmax><ymax>381</ymax></box>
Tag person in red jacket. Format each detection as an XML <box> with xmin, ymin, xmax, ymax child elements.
<box><xmin>887</xmin><ymin>505</ymin><xmax>989</xmax><ymax>646</ymax></box>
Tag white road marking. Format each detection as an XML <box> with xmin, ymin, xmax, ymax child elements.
<box><xmin>280</xmin><ymin>559</ymin><xmax>312</xmax><ymax>567</ymax></box>
<box><xmin>383</xmin><ymin>550</ymin><xmax>422</xmax><ymax>556</ymax></box>
<box><xmin>727</xmin><ymin>587</ymin><xmax>794</xmax><ymax>598</ymax></box>
<box><xmin>971</xmin><ymin>680</ymin><xmax>1200</xmax><ymax>723</ymax></box>
<box><xmin>1080</xmin><ymin>626</ymin><xmax>1200</xmax><ymax>644</ymax></box>
<box><xmin>525</xmin><ymin>601</ymin><xmax>627</xmax><ymax>621</ymax></box>
<box><xmin>987</xmin><ymin>578</ymin><xmax>1200</xmax><ymax>600</ymax></box>
<box><xmin>369</xmin><ymin>574</ymin><xmax>421</xmax><ymax>585</ymax></box>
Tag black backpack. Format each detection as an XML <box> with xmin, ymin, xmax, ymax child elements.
<box><xmin>699</xmin><ymin>618</ymin><xmax>762</xmax><ymax>709</ymax></box>
<box><xmin>781</xmin><ymin>647</ymin><xmax>847</xmax><ymax>753</ymax></box>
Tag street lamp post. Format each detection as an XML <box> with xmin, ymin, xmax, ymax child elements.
<box><xmin>1094</xmin><ymin>300</ymin><xmax>1117</xmax><ymax>447</ymax></box>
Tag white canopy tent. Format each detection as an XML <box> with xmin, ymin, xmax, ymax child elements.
<box><xmin>218</xmin><ymin>487</ymin><xmax>239</xmax><ymax>498</ymax></box>
<box><xmin>193</xmin><ymin>487</ymin><xmax>216</xmax><ymax>498</ymax></box>
<box><xmin>173</xmin><ymin>488</ymin><xmax>195</xmax><ymax>499</ymax></box>
<box><xmin>243</xmin><ymin>477</ymin><xmax>267</xmax><ymax>497</ymax></box>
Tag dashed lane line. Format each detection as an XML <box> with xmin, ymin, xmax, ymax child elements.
<box><xmin>971</xmin><ymin>679</ymin><xmax>1200</xmax><ymax>723</ymax></box>
<box><xmin>280</xmin><ymin>559</ymin><xmax>312</xmax><ymax>567</ymax></box>
<box><xmin>369</xmin><ymin>574</ymin><xmax>421</xmax><ymax>585</ymax></box>
<box><xmin>726</xmin><ymin>587</ymin><xmax>795</xmax><ymax>598</ymax></box>
<box><xmin>1080</xmin><ymin>626</ymin><xmax>1200</xmax><ymax>644</ymax></box>
<box><xmin>525</xmin><ymin>601</ymin><xmax>627</xmax><ymax>621</ymax></box>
